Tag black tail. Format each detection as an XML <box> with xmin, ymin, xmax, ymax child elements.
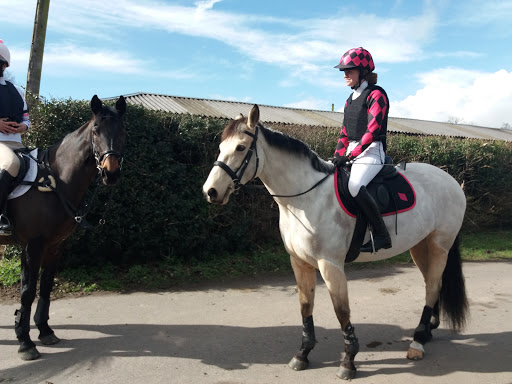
<box><xmin>440</xmin><ymin>235</ymin><xmax>469</xmax><ymax>331</ymax></box>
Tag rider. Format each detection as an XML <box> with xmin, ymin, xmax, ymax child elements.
<box><xmin>0</xmin><ymin>39</ymin><xmax>30</xmax><ymax>235</ymax></box>
<box><xmin>332</xmin><ymin>47</ymin><xmax>391</xmax><ymax>253</ymax></box>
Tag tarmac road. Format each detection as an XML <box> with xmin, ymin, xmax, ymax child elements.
<box><xmin>0</xmin><ymin>261</ymin><xmax>511</xmax><ymax>384</ymax></box>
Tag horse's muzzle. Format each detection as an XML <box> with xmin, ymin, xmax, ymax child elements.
<box><xmin>102</xmin><ymin>168</ymin><xmax>121</xmax><ymax>185</ymax></box>
<box><xmin>204</xmin><ymin>185</ymin><xmax>233</xmax><ymax>205</ymax></box>
<box><xmin>100</xmin><ymin>155</ymin><xmax>122</xmax><ymax>185</ymax></box>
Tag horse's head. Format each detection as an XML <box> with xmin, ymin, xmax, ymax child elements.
<box><xmin>90</xmin><ymin>95</ymin><xmax>127</xmax><ymax>185</ymax></box>
<box><xmin>203</xmin><ymin>104</ymin><xmax>261</xmax><ymax>205</ymax></box>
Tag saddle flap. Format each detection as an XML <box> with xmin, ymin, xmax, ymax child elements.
<box><xmin>8</xmin><ymin>148</ymin><xmax>39</xmax><ymax>200</ymax></box>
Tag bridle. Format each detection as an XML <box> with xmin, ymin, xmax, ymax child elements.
<box><xmin>94</xmin><ymin>148</ymin><xmax>124</xmax><ymax>173</ymax></box>
<box><xmin>213</xmin><ymin>125</ymin><xmax>260</xmax><ymax>190</ymax></box>
<box><xmin>91</xmin><ymin>123</ymin><xmax>124</xmax><ymax>174</ymax></box>
<box><xmin>212</xmin><ymin>124</ymin><xmax>332</xmax><ymax>198</ymax></box>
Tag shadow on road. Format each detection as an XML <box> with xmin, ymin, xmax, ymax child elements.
<box><xmin>0</xmin><ymin>321</ymin><xmax>510</xmax><ymax>382</ymax></box>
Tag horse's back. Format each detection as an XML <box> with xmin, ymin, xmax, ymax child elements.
<box><xmin>397</xmin><ymin>162</ymin><xmax>464</xmax><ymax>242</ymax></box>
<box><xmin>404</xmin><ymin>162</ymin><xmax>465</xmax><ymax>206</ymax></box>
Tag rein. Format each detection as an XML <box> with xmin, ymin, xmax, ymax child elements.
<box><xmin>213</xmin><ymin>124</ymin><xmax>333</xmax><ymax>199</ymax></box>
<box><xmin>21</xmin><ymin>139</ymin><xmax>120</xmax><ymax>230</ymax></box>
<box><xmin>268</xmin><ymin>172</ymin><xmax>332</xmax><ymax>198</ymax></box>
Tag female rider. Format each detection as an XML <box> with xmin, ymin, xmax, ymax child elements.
<box><xmin>332</xmin><ymin>47</ymin><xmax>391</xmax><ymax>253</ymax></box>
<box><xmin>0</xmin><ymin>39</ymin><xmax>30</xmax><ymax>235</ymax></box>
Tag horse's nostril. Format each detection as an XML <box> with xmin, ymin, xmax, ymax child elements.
<box><xmin>207</xmin><ymin>188</ymin><xmax>217</xmax><ymax>199</ymax></box>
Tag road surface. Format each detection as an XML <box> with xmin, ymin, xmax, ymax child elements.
<box><xmin>1</xmin><ymin>261</ymin><xmax>511</xmax><ymax>384</ymax></box>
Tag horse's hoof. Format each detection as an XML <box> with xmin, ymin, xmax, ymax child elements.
<box><xmin>406</xmin><ymin>341</ymin><xmax>425</xmax><ymax>360</ymax></box>
<box><xmin>40</xmin><ymin>333</ymin><xmax>60</xmax><ymax>345</ymax></box>
<box><xmin>288</xmin><ymin>356</ymin><xmax>309</xmax><ymax>371</ymax></box>
<box><xmin>336</xmin><ymin>366</ymin><xmax>357</xmax><ymax>380</ymax></box>
<box><xmin>406</xmin><ymin>347</ymin><xmax>424</xmax><ymax>360</ymax></box>
<box><xmin>18</xmin><ymin>347</ymin><xmax>41</xmax><ymax>361</ymax></box>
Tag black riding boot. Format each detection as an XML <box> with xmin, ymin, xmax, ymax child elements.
<box><xmin>0</xmin><ymin>169</ymin><xmax>15</xmax><ymax>236</ymax></box>
<box><xmin>353</xmin><ymin>186</ymin><xmax>392</xmax><ymax>253</ymax></box>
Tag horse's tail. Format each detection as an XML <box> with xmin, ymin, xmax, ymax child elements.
<box><xmin>440</xmin><ymin>235</ymin><xmax>469</xmax><ymax>331</ymax></box>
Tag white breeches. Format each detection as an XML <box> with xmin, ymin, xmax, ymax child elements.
<box><xmin>347</xmin><ymin>141</ymin><xmax>385</xmax><ymax>197</ymax></box>
<box><xmin>0</xmin><ymin>141</ymin><xmax>25</xmax><ymax>177</ymax></box>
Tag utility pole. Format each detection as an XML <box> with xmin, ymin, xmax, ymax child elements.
<box><xmin>26</xmin><ymin>0</ymin><xmax>50</xmax><ymax>101</ymax></box>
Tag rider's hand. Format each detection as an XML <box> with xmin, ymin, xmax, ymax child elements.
<box><xmin>0</xmin><ymin>118</ymin><xmax>26</xmax><ymax>134</ymax></box>
<box><xmin>332</xmin><ymin>155</ymin><xmax>349</xmax><ymax>168</ymax></box>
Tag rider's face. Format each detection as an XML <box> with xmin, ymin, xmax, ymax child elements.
<box><xmin>343</xmin><ymin>69</ymin><xmax>359</xmax><ymax>88</ymax></box>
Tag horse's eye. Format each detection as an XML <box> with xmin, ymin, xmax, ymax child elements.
<box><xmin>236</xmin><ymin>144</ymin><xmax>246</xmax><ymax>152</ymax></box>
<box><xmin>92</xmin><ymin>125</ymin><xmax>99</xmax><ymax>136</ymax></box>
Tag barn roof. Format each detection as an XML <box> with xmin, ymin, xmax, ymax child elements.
<box><xmin>107</xmin><ymin>92</ymin><xmax>512</xmax><ymax>142</ymax></box>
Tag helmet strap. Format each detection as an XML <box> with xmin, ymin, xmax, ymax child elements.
<box><xmin>0</xmin><ymin>61</ymin><xmax>6</xmax><ymax>77</ymax></box>
<box><xmin>351</xmin><ymin>69</ymin><xmax>363</xmax><ymax>89</ymax></box>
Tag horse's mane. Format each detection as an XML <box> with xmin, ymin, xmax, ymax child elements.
<box><xmin>260</xmin><ymin>125</ymin><xmax>334</xmax><ymax>174</ymax></box>
<box><xmin>221</xmin><ymin>117</ymin><xmax>334</xmax><ymax>175</ymax></box>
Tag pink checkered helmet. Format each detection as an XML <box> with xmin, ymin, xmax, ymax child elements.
<box><xmin>334</xmin><ymin>47</ymin><xmax>375</xmax><ymax>72</ymax></box>
<box><xmin>0</xmin><ymin>39</ymin><xmax>10</xmax><ymax>67</ymax></box>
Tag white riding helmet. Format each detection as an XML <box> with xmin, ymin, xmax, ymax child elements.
<box><xmin>0</xmin><ymin>39</ymin><xmax>11</xmax><ymax>67</ymax></box>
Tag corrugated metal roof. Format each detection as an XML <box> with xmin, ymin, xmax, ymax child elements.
<box><xmin>108</xmin><ymin>92</ymin><xmax>512</xmax><ymax>141</ymax></box>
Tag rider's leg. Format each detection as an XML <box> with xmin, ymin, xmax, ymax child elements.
<box><xmin>348</xmin><ymin>142</ymin><xmax>390</xmax><ymax>252</ymax></box>
<box><xmin>0</xmin><ymin>142</ymin><xmax>23</xmax><ymax>235</ymax></box>
<box><xmin>353</xmin><ymin>186</ymin><xmax>391</xmax><ymax>252</ymax></box>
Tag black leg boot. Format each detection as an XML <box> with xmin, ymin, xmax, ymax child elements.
<box><xmin>353</xmin><ymin>186</ymin><xmax>392</xmax><ymax>253</ymax></box>
<box><xmin>0</xmin><ymin>169</ymin><xmax>15</xmax><ymax>236</ymax></box>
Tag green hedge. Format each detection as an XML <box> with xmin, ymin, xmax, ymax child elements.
<box><xmin>10</xmin><ymin>98</ymin><xmax>512</xmax><ymax>268</ymax></box>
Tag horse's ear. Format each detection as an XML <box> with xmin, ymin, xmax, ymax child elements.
<box><xmin>235</xmin><ymin>113</ymin><xmax>244</xmax><ymax>121</ymax></box>
<box><xmin>247</xmin><ymin>104</ymin><xmax>260</xmax><ymax>130</ymax></box>
<box><xmin>116</xmin><ymin>96</ymin><xmax>126</xmax><ymax>116</ymax></box>
<box><xmin>91</xmin><ymin>95</ymin><xmax>102</xmax><ymax>115</ymax></box>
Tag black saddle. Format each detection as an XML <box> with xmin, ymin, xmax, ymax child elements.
<box><xmin>335</xmin><ymin>156</ymin><xmax>415</xmax><ymax>262</ymax></box>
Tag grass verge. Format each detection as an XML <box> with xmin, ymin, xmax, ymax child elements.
<box><xmin>1</xmin><ymin>230</ymin><xmax>511</xmax><ymax>293</ymax></box>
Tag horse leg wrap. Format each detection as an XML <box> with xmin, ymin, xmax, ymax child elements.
<box><xmin>341</xmin><ymin>323</ymin><xmax>359</xmax><ymax>371</ymax></box>
<box><xmin>14</xmin><ymin>307</ymin><xmax>35</xmax><ymax>349</ymax></box>
<box><xmin>413</xmin><ymin>306</ymin><xmax>434</xmax><ymax>345</ymax></box>
<box><xmin>294</xmin><ymin>315</ymin><xmax>317</xmax><ymax>362</ymax></box>
<box><xmin>34</xmin><ymin>297</ymin><xmax>54</xmax><ymax>338</ymax></box>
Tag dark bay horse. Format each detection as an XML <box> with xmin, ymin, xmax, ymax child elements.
<box><xmin>0</xmin><ymin>95</ymin><xmax>126</xmax><ymax>360</ymax></box>
<box><xmin>203</xmin><ymin>105</ymin><xmax>468</xmax><ymax>380</ymax></box>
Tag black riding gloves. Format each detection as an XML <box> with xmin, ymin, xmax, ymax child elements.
<box><xmin>332</xmin><ymin>155</ymin><xmax>349</xmax><ymax>168</ymax></box>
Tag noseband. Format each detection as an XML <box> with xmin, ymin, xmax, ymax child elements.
<box><xmin>213</xmin><ymin>125</ymin><xmax>259</xmax><ymax>189</ymax></box>
<box><xmin>94</xmin><ymin>149</ymin><xmax>124</xmax><ymax>172</ymax></box>
<box><xmin>91</xmin><ymin>127</ymin><xmax>124</xmax><ymax>173</ymax></box>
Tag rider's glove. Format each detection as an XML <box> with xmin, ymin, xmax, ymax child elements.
<box><xmin>332</xmin><ymin>155</ymin><xmax>349</xmax><ymax>168</ymax></box>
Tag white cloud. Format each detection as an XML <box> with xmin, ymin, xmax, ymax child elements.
<box><xmin>17</xmin><ymin>0</ymin><xmax>438</xmax><ymax>68</ymax></box>
<box><xmin>3</xmin><ymin>0</ymin><xmax>443</xmax><ymax>94</ymax></box>
<box><xmin>284</xmin><ymin>97</ymin><xmax>331</xmax><ymax>111</ymax></box>
<box><xmin>210</xmin><ymin>94</ymin><xmax>252</xmax><ymax>103</ymax></box>
<box><xmin>391</xmin><ymin>68</ymin><xmax>512</xmax><ymax>128</ymax></box>
<box><xmin>195</xmin><ymin>0</ymin><xmax>223</xmax><ymax>12</ymax></box>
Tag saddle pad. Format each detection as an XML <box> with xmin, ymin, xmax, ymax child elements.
<box><xmin>334</xmin><ymin>168</ymin><xmax>416</xmax><ymax>218</ymax></box>
<box><xmin>8</xmin><ymin>148</ymin><xmax>38</xmax><ymax>200</ymax></box>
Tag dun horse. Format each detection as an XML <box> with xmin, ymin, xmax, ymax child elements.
<box><xmin>1</xmin><ymin>95</ymin><xmax>126</xmax><ymax>360</ymax></box>
<box><xmin>202</xmin><ymin>105</ymin><xmax>468</xmax><ymax>380</ymax></box>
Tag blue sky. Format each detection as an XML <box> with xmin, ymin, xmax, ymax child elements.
<box><xmin>1</xmin><ymin>0</ymin><xmax>511</xmax><ymax>128</ymax></box>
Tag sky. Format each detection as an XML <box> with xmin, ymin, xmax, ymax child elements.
<box><xmin>1</xmin><ymin>0</ymin><xmax>511</xmax><ymax>128</ymax></box>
